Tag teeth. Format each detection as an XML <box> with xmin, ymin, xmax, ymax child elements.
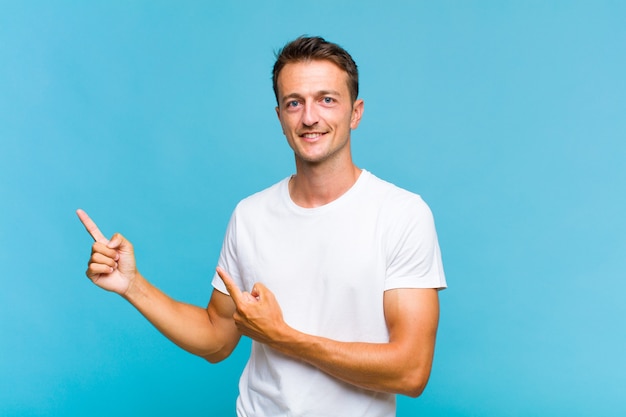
<box><xmin>302</xmin><ymin>133</ymin><xmax>322</xmax><ymax>138</ymax></box>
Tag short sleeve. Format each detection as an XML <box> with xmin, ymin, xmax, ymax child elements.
<box><xmin>383</xmin><ymin>194</ymin><xmax>447</xmax><ymax>291</ymax></box>
<box><xmin>211</xmin><ymin>209</ymin><xmax>242</xmax><ymax>295</ymax></box>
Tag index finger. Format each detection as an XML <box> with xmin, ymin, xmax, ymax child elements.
<box><xmin>216</xmin><ymin>267</ymin><xmax>243</xmax><ymax>304</ymax></box>
<box><xmin>76</xmin><ymin>209</ymin><xmax>108</xmax><ymax>243</ymax></box>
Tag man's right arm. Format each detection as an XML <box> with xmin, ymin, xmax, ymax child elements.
<box><xmin>123</xmin><ymin>273</ymin><xmax>241</xmax><ymax>363</ymax></box>
<box><xmin>77</xmin><ymin>209</ymin><xmax>241</xmax><ymax>363</ymax></box>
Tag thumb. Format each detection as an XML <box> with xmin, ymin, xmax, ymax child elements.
<box><xmin>243</xmin><ymin>292</ymin><xmax>258</xmax><ymax>303</ymax></box>
<box><xmin>107</xmin><ymin>233</ymin><xmax>132</xmax><ymax>252</ymax></box>
<box><xmin>251</xmin><ymin>283</ymin><xmax>271</xmax><ymax>301</ymax></box>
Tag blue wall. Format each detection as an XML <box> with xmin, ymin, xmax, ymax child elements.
<box><xmin>1</xmin><ymin>1</ymin><xmax>625</xmax><ymax>415</ymax></box>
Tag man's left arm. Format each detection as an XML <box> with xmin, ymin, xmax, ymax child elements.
<box><xmin>217</xmin><ymin>267</ymin><xmax>440</xmax><ymax>397</ymax></box>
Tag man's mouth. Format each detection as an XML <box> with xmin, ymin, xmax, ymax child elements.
<box><xmin>300</xmin><ymin>132</ymin><xmax>326</xmax><ymax>139</ymax></box>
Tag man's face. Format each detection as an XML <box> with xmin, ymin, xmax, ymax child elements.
<box><xmin>275</xmin><ymin>60</ymin><xmax>363</xmax><ymax>166</ymax></box>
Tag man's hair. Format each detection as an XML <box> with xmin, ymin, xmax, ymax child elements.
<box><xmin>272</xmin><ymin>36</ymin><xmax>359</xmax><ymax>105</ymax></box>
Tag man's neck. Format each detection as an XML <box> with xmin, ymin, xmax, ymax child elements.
<box><xmin>289</xmin><ymin>161</ymin><xmax>362</xmax><ymax>208</ymax></box>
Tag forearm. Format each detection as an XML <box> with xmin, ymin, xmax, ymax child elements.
<box><xmin>218</xmin><ymin>272</ymin><xmax>439</xmax><ymax>396</ymax></box>
<box><xmin>123</xmin><ymin>273</ymin><xmax>238</xmax><ymax>362</ymax></box>
<box><xmin>272</xmin><ymin>330</ymin><xmax>433</xmax><ymax>397</ymax></box>
<box><xmin>267</xmin><ymin>289</ymin><xmax>439</xmax><ymax>397</ymax></box>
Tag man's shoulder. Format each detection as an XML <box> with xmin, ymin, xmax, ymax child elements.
<box><xmin>235</xmin><ymin>176</ymin><xmax>290</xmax><ymax>212</ymax></box>
<box><xmin>363</xmin><ymin>171</ymin><xmax>427</xmax><ymax>208</ymax></box>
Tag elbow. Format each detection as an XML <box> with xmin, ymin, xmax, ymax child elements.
<box><xmin>199</xmin><ymin>341</ymin><xmax>234</xmax><ymax>364</ymax></box>
<box><xmin>202</xmin><ymin>348</ymin><xmax>231</xmax><ymax>364</ymax></box>
<box><xmin>199</xmin><ymin>334</ymin><xmax>239</xmax><ymax>364</ymax></box>
<box><xmin>203</xmin><ymin>355</ymin><xmax>223</xmax><ymax>364</ymax></box>
<box><xmin>200</xmin><ymin>336</ymin><xmax>240</xmax><ymax>363</ymax></box>
<box><xmin>397</xmin><ymin>369</ymin><xmax>431</xmax><ymax>398</ymax></box>
<box><xmin>403</xmin><ymin>382</ymin><xmax>427</xmax><ymax>398</ymax></box>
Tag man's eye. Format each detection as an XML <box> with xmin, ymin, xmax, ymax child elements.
<box><xmin>322</xmin><ymin>97</ymin><xmax>333</xmax><ymax>104</ymax></box>
<box><xmin>287</xmin><ymin>100</ymin><xmax>299</xmax><ymax>108</ymax></box>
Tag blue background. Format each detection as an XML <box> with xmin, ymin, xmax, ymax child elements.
<box><xmin>2</xmin><ymin>1</ymin><xmax>625</xmax><ymax>416</ymax></box>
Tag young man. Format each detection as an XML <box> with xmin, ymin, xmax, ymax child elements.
<box><xmin>78</xmin><ymin>36</ymin><xmax>446</xmax><ymax>416</ymax></box>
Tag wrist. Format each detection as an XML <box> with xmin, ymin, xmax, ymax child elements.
<box><xmin>271</xmin><ymin>326</ymin><xmax>310</xmax><ymax>357</ymax></box>
<box><xmin>121</xmin><ymin>271</ymin><xmax>143</xmax><ymax>302</ymax></box>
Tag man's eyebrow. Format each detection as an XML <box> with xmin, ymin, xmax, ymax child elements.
<box><xmin>281</xmin><ymin>93</ymin><xmax>304</xmax><ymax>102</ymax></box>
<box><xmin>281</xmin><ymin>90</ymin><xmax>342</xmax><ymax>103</ymax></box>
<box><xmin>317</xmin><ymin>89</ymin><xmax>342</xmax><ymax>97</ymax></box>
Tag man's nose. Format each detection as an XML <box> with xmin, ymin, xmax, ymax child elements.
<box><xmin>301</xmin><ymin>102</ymin><xmax>319</xmax><ymax>126</ymax></box>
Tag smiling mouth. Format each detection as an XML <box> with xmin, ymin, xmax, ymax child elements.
<box><xmin>300</xmin><ymin>132</ymin><xmax>326</xmax><ymax>139</ymax></box>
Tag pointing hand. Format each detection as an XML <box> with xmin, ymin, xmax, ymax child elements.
<box><xmin>216</xmin><ymin>267</ymin><xmax>291</xmax><ymax>346</ymax></box>
<box><xmin>77</xmin><ymin>209</ymin><xmax>137</xmax><ymax>295</ymax></box>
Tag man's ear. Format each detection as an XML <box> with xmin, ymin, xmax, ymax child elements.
<box><xmin>275</xmin><ymin>106</ymin><xmax>285</xmax><ymax>134</ymax></box>
<box><xmin>350</xmin><ymin>99</ymin><xmax>364</xmax><ymax>130</ymax></box>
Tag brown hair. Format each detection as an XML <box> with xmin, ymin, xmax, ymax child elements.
<box><xmin>272</xmin><ymin>36</ymin><xmax>359</xmax><ymax>104</ymax></box>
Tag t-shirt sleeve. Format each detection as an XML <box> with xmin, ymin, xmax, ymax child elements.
<box><xmin>211</xmin><ymin>209</ymin><xmax>241</xmax><ymax>295</ymax></box>
<box><xmin>383</xmin><ymin>194</ymin><xmax>447</xmax><ymax>291</ymax></box>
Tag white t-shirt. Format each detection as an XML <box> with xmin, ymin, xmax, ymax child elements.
<box><xmin>212</xmin><ymin>170</ymin><xmax>446</xmax><ymax>417</ymax></box>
